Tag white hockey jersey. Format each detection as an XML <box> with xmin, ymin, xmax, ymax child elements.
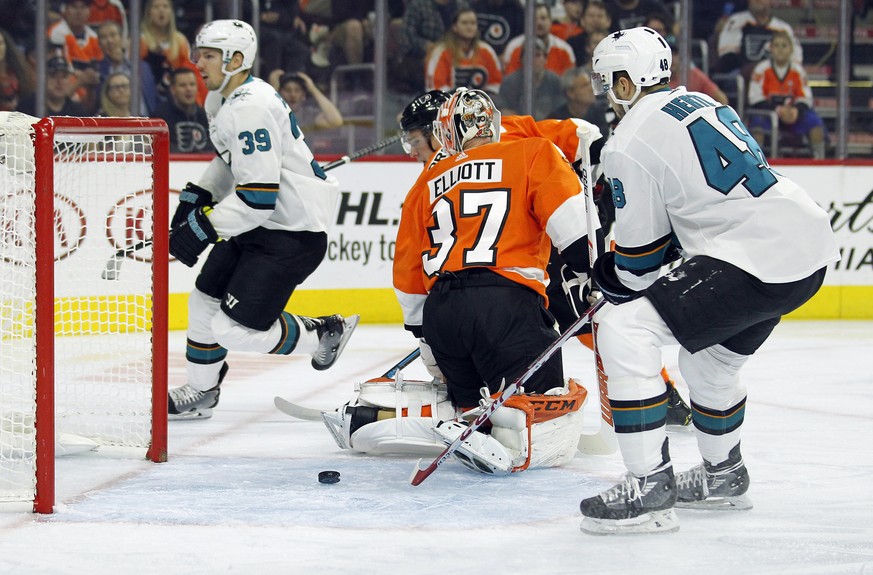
<box><xmin>601</xmin><ymin>87</ymin><xmax>838</xmax><ymax>289</ymax></box>
<box><xmin>203</xmin><ymin>77</ymin><xmax>340</xmax><ymax>238</ymax></box>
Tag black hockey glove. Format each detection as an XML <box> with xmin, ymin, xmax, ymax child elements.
<box><xmin>591</xmin><ymin>252</ymin><xmax>643</xmax><ymax>306</ymax></box>
<box><xmin>169</xmin><ymin>207</ymin><xmax>218</xmax><ymax>267</ymax></box>
<box><xmin>171</xmin><ymin>182</ymin><xmax>214</xmax><ymax>229</ymax></box>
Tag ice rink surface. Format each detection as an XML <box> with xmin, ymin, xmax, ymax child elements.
<box><xmin>1</xmin><ymin>320</ymin><xmax>871</xmax><ymax>574</ymax></box>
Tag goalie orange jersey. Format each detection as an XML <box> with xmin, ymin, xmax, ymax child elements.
<box><xmin>393</xmin><ymin>136</ymin><xmax>587</xmax><ymax>326</ymax></box>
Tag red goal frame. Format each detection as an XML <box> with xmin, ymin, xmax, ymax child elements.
<box><xmin>30</xmin><ymin>117</ymin><xmax>169</xmax><ymax>513</ymax></box>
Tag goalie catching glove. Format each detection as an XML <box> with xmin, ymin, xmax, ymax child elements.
<box><xmin>169</xmin><ymin>206</ymin><xmax>219</xmax><ymax>267</ymax></box>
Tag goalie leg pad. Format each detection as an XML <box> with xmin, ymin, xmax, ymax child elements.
<box><xmin>323</xmin><ymin>375</ymin><xmax>456</xmax><ymax>455</ymax></box>
<box><xmin>436</xmin><ymin>379</ymin><xmax>589</xmax><ymax>474</ymax></box>
<box><xmin>434</xmin><ymin>420</ymin><xmax>518</xmax><ymax>475</ymax></box>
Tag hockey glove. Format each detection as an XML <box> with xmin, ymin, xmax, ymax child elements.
<box><xmin>419</xmin><ymin>339</ymin><xmax>446</xmax><ymax>383</ymax></box>
<box><xmin>171</xmin><ymin>182</ymin><xmax>215</xmax><ymax>229</ymax></box>
<box><xmin>591</xmin><ymin>251</ymin><xmax>643</xmax><ymax>306</ymax></box>
<box><xmin>560</xmin><ymin>264</ymin><xmax>594</xmax><ymax>318</ymax></box>
<box><xmin>169</xmin><ymin>206</ymin><xmax>218</xmax><ymax>267</ymax></box>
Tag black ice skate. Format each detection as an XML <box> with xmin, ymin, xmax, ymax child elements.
<box><xmin>302</xmin><ymin>314</ymin><xmax>360</xmax><ymax>371</ymax></box>
<box><xmin>676</xmin><ymin>443</ymin><xmax>752</xmax><ymax>510</ymax></box>
<box><xmin>168</xmin><ymin>362</ymin><xmax>228</xmax><ymax>420</ymax></box>
<box><xmin>579</xmin><ymin>440</ymin><xmax>679</xmax><ymax>535</ymax></box>
<box><xmin>665</xmin><ymin>383</ymin><xmax>692</xmax><ymax>427</ymax></box>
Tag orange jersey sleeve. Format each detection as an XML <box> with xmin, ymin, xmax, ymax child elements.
<box><xmin>500</xmin><ymin>115</ymin><xmax>586</xmax><ymax>164</ymax></box>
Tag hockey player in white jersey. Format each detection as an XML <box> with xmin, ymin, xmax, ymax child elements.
<box><xmin>167</xmin><ymin>20</ymin><xmax>359</xmax><ymax>419</ymax></box>
<box><xmin>577</xmin><ymin>27</ymin><xmax>839</xmax><ymax>534</ymax></box>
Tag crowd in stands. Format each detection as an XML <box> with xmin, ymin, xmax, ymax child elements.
<box><xmin>2</xmin><ymin>0</ymin><xmax>872</xmax><ymax>158</ymax></box>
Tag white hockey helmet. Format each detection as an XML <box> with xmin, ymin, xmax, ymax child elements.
<box><xmin>432</xmin><ymin>88</ymin><xmax>501</xmax><ymax>157</ymax></box>
<box><xmin>193</xmin><ymin>19</ymin><xmax>258</xmax><ymax>91</ymax></box>
<box><xmin>591</xmin><ymin>27</ymin><xmax>671</xmax><ymax>110</ymax></box>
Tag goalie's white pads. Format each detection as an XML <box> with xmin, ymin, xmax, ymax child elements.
<box><xmin>418</xmin><ymin>338</ymin><xmax>445</xmax><ymax>383</ymax></box>
<box><xmin>321</xmin><ymin>372</ymin><xmax>456</xmax><ymax>456</ymax></box>
<box><xmin>434</xmin><ymin>379</ymin><xmax>589</xmax><ymax>474</ymax></box>
<box><xmin>56</xmin><ymin>433</ymin><xmax>99</xmax><ymax>456</ymax></box>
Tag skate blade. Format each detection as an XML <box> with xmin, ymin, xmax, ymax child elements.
<box><xmin>311</xmin><ymin>314</ymin><xmax>360</xmax><ymax>371</ymax></box>
<box><xmin>675</xmin><ymin>494</ymin><xmax>753</xmax><ymax>511</ymax></box>
<box><xmin>169</xmin><ymin>408</ymin><xmax>213</xmax><ymax>421</ymax></box>
<box><xmin>580</xmin><ymin>509</ymin><xmax>680</xmax><ymax>535</ymax></box>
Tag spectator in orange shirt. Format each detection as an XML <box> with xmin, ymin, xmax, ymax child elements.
<box><xmin>747</xmin><ymin>30</ymin><xmax>826</xmax><ymax>158</ymax></box>
<box><xmin>551</xmin><ymin>0</ymin><xmax>584</xmax><ymax>41</ymax></box>
<box><xmin>48</xmin><ymin>0</ymin><xmax>103</xmax><ymax>113</ymax></box>
<box><xmin>503</xmin><ymin>3</ymin><xmax>575</xmax><ymax>77</ymax></box>
<box><xmin>426</xmin><ymin>7</ymin><xmax>503</xmax><ymax>95</ymax></box>
<box><xmin>88</xmin><ymin>0</ymin><xmax>128</xmax><ymax>39</ymax></box>
<box><xmin>140</xmin><ymin>0</ymin><xmax>207</xmax><ymax>106</ymax></box>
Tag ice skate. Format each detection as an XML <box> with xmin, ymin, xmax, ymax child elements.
<box><xmin>665</xmin><ymin>383</ymin><xmax>692</xmax><ymax>427</ymax></box>
<box><xmin>579</xmin><ymin>441</ymin><xmax>679</xmax><ymax>535</ymax></box>
<box><xmin>168</xmin><ymin>363</ymin><xmax>228</xmax><ymax>420</ymax></box>
<box><xmin>303</xmin><ymin>314</ymin><xmax>360</xmax><ymax>371</ymax></box>
<box><xmin>675</xmin><ymin>444</ymin><xmax>752</xmax><ymax>510</ymax></box>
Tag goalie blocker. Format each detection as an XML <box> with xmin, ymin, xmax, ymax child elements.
<box><xmin>322</xmin><ymin>373</ymin><xmax>589</xmax><ymax>474</ymax></box>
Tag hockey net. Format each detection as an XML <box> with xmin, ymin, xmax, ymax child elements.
<box><xmin>0</xmin><ymin>113</ymin><xmax>169</xmax><ymax>513</ymax></box>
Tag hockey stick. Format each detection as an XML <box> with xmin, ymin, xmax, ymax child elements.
<box><xmin>409</xmin><ymin>297</ymin><xmax>606</xmax><ymax>486</ymax></box>
<box><xmin>319</xmin><ymin>134</ymin><xmax>401</xmax><ymax>172</ymax></box>
<box><xmin>273</xmin><ymin>347</ymin><xmax>422</xmax><ymax>420</ymax></box>
<box><xmin>101</xmin><ymin>135</ymin><xmax>402</xmax><ymax>280</ymax></box>
<box><xmin>576</xmin><ymin>127</ymin><xmax>619</xmax><ymax>456</ymax></box>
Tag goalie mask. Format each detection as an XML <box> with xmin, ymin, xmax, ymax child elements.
<box><xmin>432</xmin><ymin>88</ymin><xmax>501</xmax><ymax>157</ymax></box>
<box><xmin>591</xmin><ymin>27</ymin><xmax>671</xmax><ymax>111</ymax></box>
<box><xmin>192</xmin><ymin>19</ymin><xmax>258</xmax><ymax>92</ymax></box>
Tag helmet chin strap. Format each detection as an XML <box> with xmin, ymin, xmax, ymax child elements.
<box><xmin>216</xmin><ymin>61</ymin><xmax>249</xmax><ymax>93</ymax></box>
<box><xmin>607</xmin><ymin>84</ymin><xmax>642</xmax><ymax>114</ymax></box>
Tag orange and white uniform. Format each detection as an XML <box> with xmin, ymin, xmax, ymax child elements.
<box><xmin>425</xmin><ymin>43</ymin><xmax>503</xmax><ymax>94</ymax></box>
<box><xmin>393</xmin><ymin>136</ymin><xmax>587</xmax><ymax>325</ymax></box>
<box><xmin>747</xmin><ymin>59</ymin><xmax>813</xmax><ymax>108</ymax></box>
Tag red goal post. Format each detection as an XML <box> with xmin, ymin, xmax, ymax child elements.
<box><xmin>0</xmin><ymin>114</ymin><xmax>169</xmax><ymax>513</ymax></box>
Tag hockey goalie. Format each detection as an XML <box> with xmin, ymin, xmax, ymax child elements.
<box><xmin>321</xmin><ymin>368</ymin><xmax>589</xmax><ymax>475</ymax></box>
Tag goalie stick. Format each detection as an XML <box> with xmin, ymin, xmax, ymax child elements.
<box><xmin>576</xmin><ymin>126</ymin><xmax>619</xmax><ymax>456</ymax></box>
<box><xmin>409</xmin><ymin>297</ymin><xmax>606</xmax><ymax>486</ymax></box>
<box><xmin>101</xmin><ymin>134</ymin><xmax>403</xmax><ymax>280</ymax></box>
<box><xmin>273</xmin><ymin>347</ymin><xmax>422</xmax><ymax>420</ymax></box>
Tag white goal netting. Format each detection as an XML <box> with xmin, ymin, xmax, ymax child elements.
<box><xmin>0</xmin><ymin>113</ymin><xmax>164</xmax><ymax>505</ymax></box>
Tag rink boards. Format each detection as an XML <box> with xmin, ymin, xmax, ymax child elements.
<box><xmin>165</xmin><ymin>158</ymin><xmax>873</xmax><ymax>325</ymax></box>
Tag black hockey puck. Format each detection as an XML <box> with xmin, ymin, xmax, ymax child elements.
<box><xmin>318</xmin><ymin>470</ymin><xmax>340</xmax><ymax>484</ymax></box>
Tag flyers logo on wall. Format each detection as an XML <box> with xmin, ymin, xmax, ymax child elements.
<box><xmin>105</xmin><ymin>189</ymin><xmax>159</xmax><ymax>262</ymax></box>
<box><xmin>0</xmin><ymin>188</ymin><xmax>166</xmax><ymax>265</ymax></box>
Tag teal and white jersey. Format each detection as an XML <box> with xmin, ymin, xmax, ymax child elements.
<box><xmin>601</xmin><ymin>87</ymin><xmax>838</xmax><ymax>289</ymax></box>
<box><xmin>204</xmin><ymin>76</ymin><xmax>339</xmax><ymax>238</ymax></box>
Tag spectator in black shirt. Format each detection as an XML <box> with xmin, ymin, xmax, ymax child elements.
<box><xmin>18</xmin><ymin>56</ymin><xmax>86</xmax><ymax>117</ymax></box>
<box><xmin>155</xmin><ymin>67</ymin><xmax>213</xmax><ymax>154</ymax></box>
